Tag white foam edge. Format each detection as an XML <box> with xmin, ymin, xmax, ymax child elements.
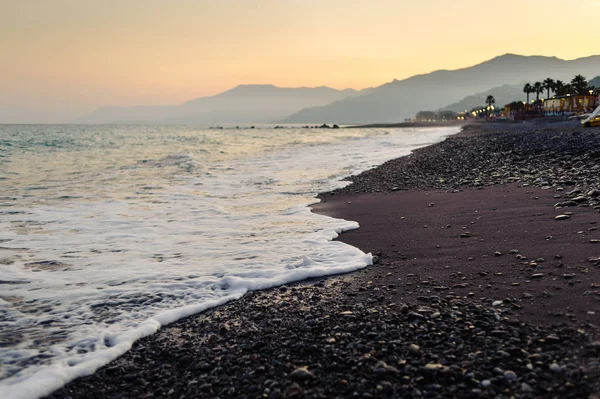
<box><xmin>0</xmin><ymin>221</ymin><xmax>371</xmax><ymax>399</ymax></box>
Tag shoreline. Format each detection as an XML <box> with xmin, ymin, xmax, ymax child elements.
<box><xmin>49</xmin><ymin>123</ymin><xmax>600</xmax><ymax>398</ymax></box>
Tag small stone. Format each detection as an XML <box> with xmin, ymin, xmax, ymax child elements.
<box><xmin>424</xmin><ymin>363</ymin><xmax>444</xmax><ymax>370</ymax></box>
<box><xmin>549</xmin><ymin>363</ymin><xmax>562</xmax><ymax>373</ymax></box>
<box><xmin>269</xmin><ymin>390</ymin><xmax>283</xmax><ymax>399</ymax></box>
<box><xmin>374</xmin><ymin>361</ymin><xmax>399</xmax><ymax>374</ymax></box>
<box><xmin>409</xmin><ymin>344</ymin><xmax>421</xmax><ymax>353</ymax></box>
<box><xmin>504</xmin><ymin>370</ymin><xmax>517</xmax><ymax>381</ymax></box>
<box><xmin>481</xmin><ymin>379</ymin><xmax>491</xmax><ymax>388</ymax></box>
<box><xmin>509</xmin><ymin>249</ymin><xmax>520</xmax><ymax>254</ymax></box>
<box><xmin>521</xmin><ymin>382</ymin><xmax>533</xmax><ymax>392</ymax></box>
<box><xmin>492</xmin><ymin>300</ymin><xmax>502</xmax><ymax>306</ymax></box>
<box><xmin>555</xmin><ymin>215</ymin><xmax>570</xmax><ymax>220</ymax></box>
<box><xmin>545</xmin><ymin>335</ymin><xmax>561</xmax><ymax>343</ymax></box>
<box><xmin>289</xmin><ymin>367</ymin><xmax>314</xmax><ymax>381</ymax></box>
<box><xmin>494</xmin><ymin>251</ymin><xmax>502</xmax><ymax>257</ymax></box>
<box><xmin>283</xmin><ymin>383</ymin><xmax>303</xmax><ymax>397</ymax></box>
<box><xmin>531</xmin><ymin>273</ymin><xmax>544</xmax><ymax>279</ymax></box>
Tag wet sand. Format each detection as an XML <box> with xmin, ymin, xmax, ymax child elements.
<box><xmin>49</xmin><ymin>124</ymin><xmax>600</xmax><ymax>398</ymax></box>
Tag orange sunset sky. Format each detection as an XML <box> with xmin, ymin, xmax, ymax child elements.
<box><xmin>1</xmin><ymin>0</ymin><xmax>599</xmax><ymax>123</ymax></box>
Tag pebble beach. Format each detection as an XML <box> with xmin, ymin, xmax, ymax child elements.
<box><xmin>49</xmin><ymin>123</ymin><xmax>600</xmax><ymax>399</ymax></box>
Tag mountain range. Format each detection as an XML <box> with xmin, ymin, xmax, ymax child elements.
<box><xmin>81</xmin><ymin>85</ymin><xmax>362</xmax><ymax>125</ymax></box>
<box><xmin>81</xmin><ymin>54</ymin><xmax>600</xmax><ymax>124</ymax></box>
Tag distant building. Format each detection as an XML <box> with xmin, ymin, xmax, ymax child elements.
<box><xmin>437</xmin><ymin>110</ymin><xmax>458</xmax><ymax>121</ymax></box>
<box><xmin>415</xmin><ymin>111</ymin><xmax>436</xmax><ymax>121</ymax></box>
<box><xmin>543</xmin><ymin>94</ymin><xmax>598</xmax><ymax>114</ymax></box>
<box><xmin>414</xmin><ymin>110</ymin><xmax>459</xmax><ymax>122</ymax></box>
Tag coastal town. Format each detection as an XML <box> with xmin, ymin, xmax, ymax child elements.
<box><xmin>415</xmin><ymin>74</ymin><xmax>600</xmax><ymax>127</ymax></box>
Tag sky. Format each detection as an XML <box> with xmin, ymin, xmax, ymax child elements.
<box><xmin>1</xmin><ymin>0</ymin><xmax>599</xmax><ymax>123</ymax></box>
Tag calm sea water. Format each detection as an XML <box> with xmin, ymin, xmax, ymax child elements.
<box><xmin>0</xmin><ymin>124</ymin><xmax>458</xmax><ymax>398</ymax></box>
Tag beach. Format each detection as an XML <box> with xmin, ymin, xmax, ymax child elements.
<box><xmin>48</xmin><ymin>123</ymin><xmax>600</xmax><ymax>399</ymax></box>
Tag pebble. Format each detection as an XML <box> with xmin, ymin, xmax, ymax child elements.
<box><xmin>555</xmin><ymin>215</ymin><xmax>570</xmax><ymax>220</ymax></box>
<box><xmin>289</xmin><ymin>367</ymin><xmax>314</xmax><ymax>381</ymax></box>
<box><xmin>408</xmin><ymin>344</ymin><xmax>421</xmax><ymax>353</ymax></box>
<box><xmin>504</xmin><ymin>370</ymin><xmax>517</xmax><ymax>381</ymax></box>
<box><xmin>549</xmin><ymin>363</ymin><xmax>562</xmax><ymax>373</ymax></box>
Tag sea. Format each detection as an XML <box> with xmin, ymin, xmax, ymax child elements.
<box><xmin>0</xmin><ymin>124</ymin><xmax>458</xmax><ymax>398</ymax></box>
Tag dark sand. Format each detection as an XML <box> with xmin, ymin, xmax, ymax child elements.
<box><xmin>314</xmin><ymin>185</ymin><xmax>599</xmax><ymax>326</ymax></box>
<box><xmin>49</xmin><ymin>124</ymin><xmax>600</xmax><ymax>398</ymax></box>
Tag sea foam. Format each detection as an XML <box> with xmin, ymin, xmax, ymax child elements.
<box><xmin>0</xmin><ymin>125</ymin><xmax>459</xmax><ymax>398</ymax></box>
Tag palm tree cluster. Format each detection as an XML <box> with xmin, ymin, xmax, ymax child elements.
<box><xmin>523</xmin><ymin>75</ymin><xmax>597</xmax><ymax>102</ymax></box>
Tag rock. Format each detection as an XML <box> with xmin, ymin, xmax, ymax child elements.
<box><xmin>531</xmin><ymin>273</ymin><xmax>544</xmax><ymax>279</ymax></box>
<box><xmin>408</xmin><ymin>344</ymin><xmax>421</xmax><ymax>353</ymax></box>
<box><xmin>555</xmin><ymin>215</ymin><xmax>570</xmax><ymax>220</ymax></box>
<box><xmin>588</xmin><ymin>189</ymin><xmax>600</xmax><ymax>198</ymax></box>
<box><xmin>545</xmin><ymin>335</ymin><xmax>561</xmax><ymax>343</ymax></box>
<box><xmin>283</xmin><ymin>383</ymin><xmax>303</xmax><ymax>397</ymax></box>
<box><xmin>407</xmin><ymin>312</ymin><xmax>425</xmax><ymax>321</ymax></box>
<box><xmin>549</xmin><ymin>363</ymin><xmax>562</xmax><ymax>373</ymax></box>
<box><xmin>269</xmin><ymin>389</ymin><xmax>283</xmax><ymax>399</ymax></box>
<box><xmin>374</xmin><ymin>361</ymin><xmax>399</xmax><ymax>374</ymax></box>
<box><xmin>494</xmin><ymin>251</ymin><xmax>502</xmax><ymax>256</ymax></box>
<box><xmin>289</xmin><ymin>367</ymin><xmax>314</xmax><ymax>381</ymax></box>
<box><xmin>504</xmin><ymin>370</ymin><xmax>517</xmax><ymax>381</ymax></box>
<box><xmin>521</xmin><ymin>382</ymin><xmax>533</xmax><ymax>392</ymax></box>
<box><xmin>424</xmin><ymin>363</ymin><xmax>444</xmax><ymax>370</ymax></box>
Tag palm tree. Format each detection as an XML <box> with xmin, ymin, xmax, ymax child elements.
<box><xmin>564</xmin><ymin>83</ymin><xmax>574</xmax><ymax>95</ymax></box>
<box><xmin>485</xmin><ymin>95</ymin><xmax>496</xmax><ymax>107</ymax></box>
<box><xmin>523</xmin><ymin>83</ymin><xmax>532</xmax><ymax>103</ymax></box>
<box><xmin>554</xmin><ymin>80</ymin><xmax>565</xmax><ymax>96</ymax></box>
<box><xmin>571</xmin><ymin>74</ymin><xmax>588</xmax><ymax>94</ymax></box>
<box><xmin>533</xmin><ymin>81</ymin><xmax>544</xmax><ymax>101</ymax></box>
<box><xmin>543</xmin><ymin>78</ymin><xmax>555</xmax><ymax>99</ymax></box>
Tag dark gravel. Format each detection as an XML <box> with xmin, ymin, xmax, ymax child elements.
<box><xmin>49</xmin><ymin>280</ymin><xmax>600</xmax><ymax>399</ymax></box>
<box><xmin>330</xmin><ymin>124</ymin><xmax>600</xmax><ymax>210</ymax></box>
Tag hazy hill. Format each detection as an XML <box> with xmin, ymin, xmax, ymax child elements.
<box><xmin>80</xmin><ymin>85</ymin><xmax>361</xmax><ymax>124</ymax></box>
<box><xmin>441</xmin><ymin>83</ymin><xmax>525</xmax><ymax>112</ymax></box>
<box><xmin>279</xmin><ymin>54</ymin><xmax>600</xmax><ymax>124</ymax></box>
<box><xmin>590</xmin><ymin>76</ymin><xmax>600</xmax><ymax>87</ymax></box>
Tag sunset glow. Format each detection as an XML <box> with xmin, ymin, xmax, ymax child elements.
<box><xmin>2</xmin><ymin>0</ymin><xmax>599</xmax><ymax>122</ymax></box>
